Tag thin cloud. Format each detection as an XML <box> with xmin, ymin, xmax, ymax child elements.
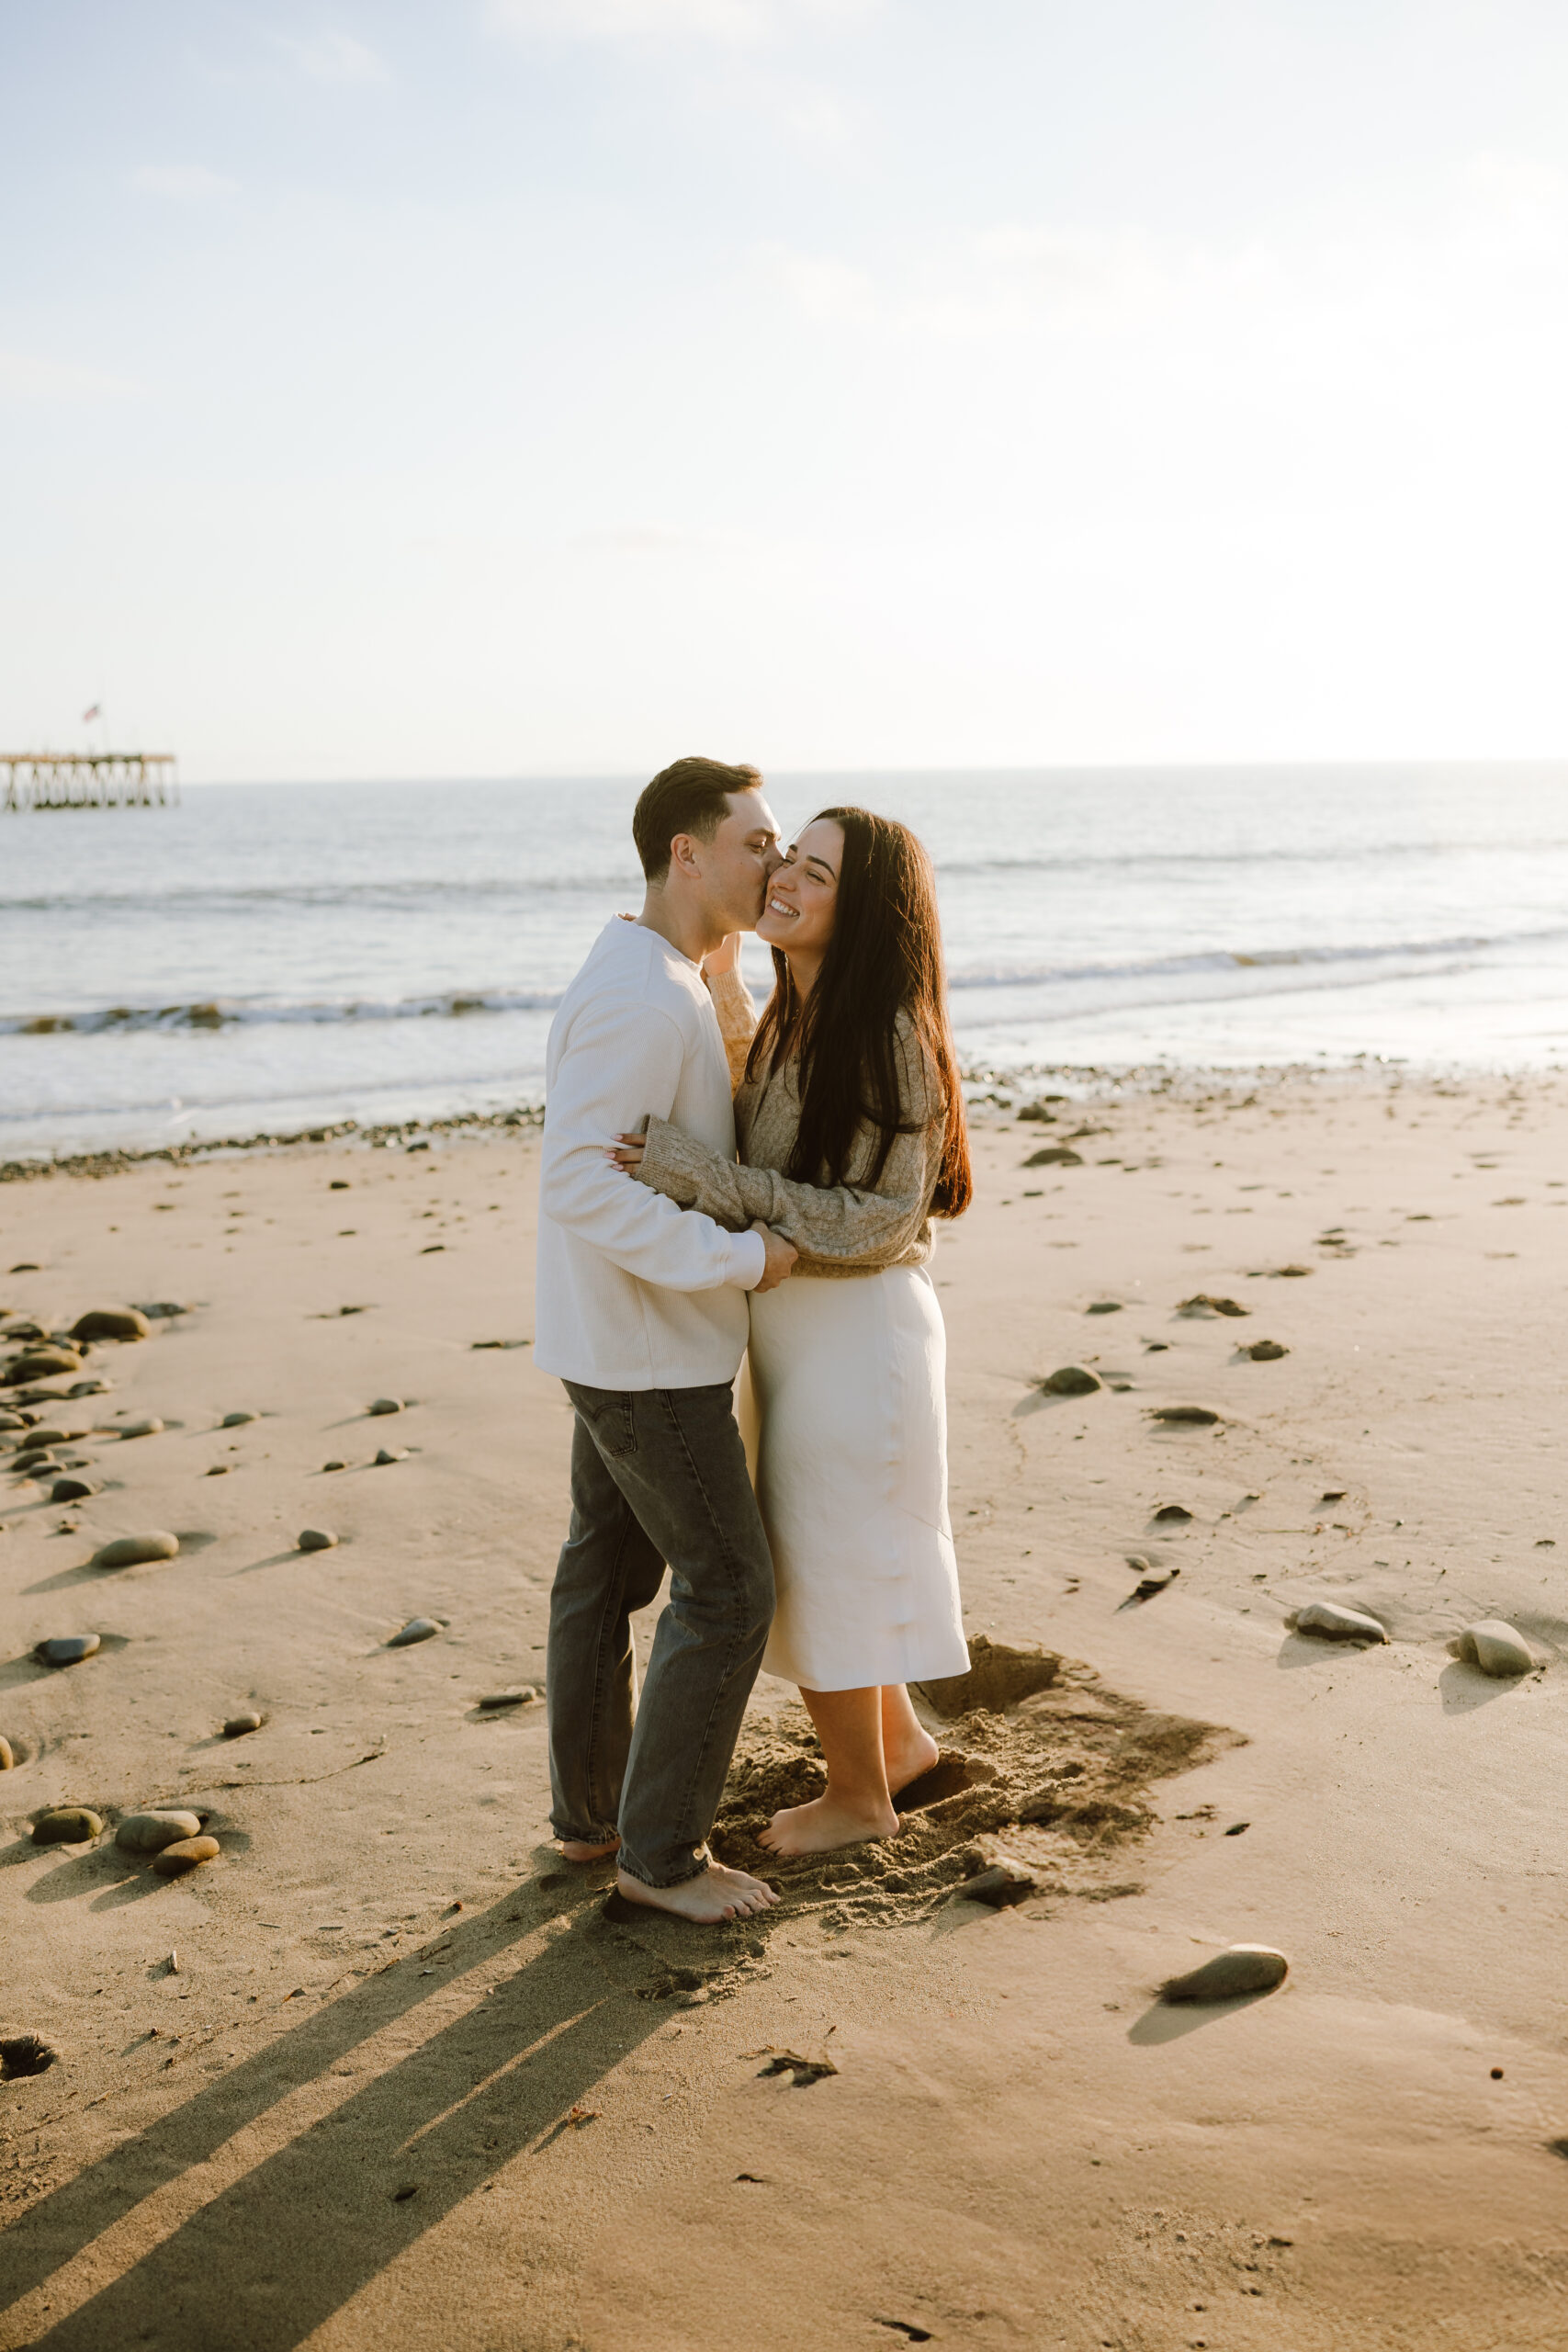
<box><xmin>130</xmin><ymin>164</ymin><xmax>239</xmax><ymax>199</ymax></box>
<box><xmin>570</xmin><ymin>526</ymin><xmax>706</xmax><ymax>553</ymax></box>
<box><xmin>275</xmin><ymin>29</ymin><xmax>389</xmax><ymax>83</ymax></box>
<box><xmin>763</xmin><ymin>243</ymin><xmax>875</xmax><ymax>322</ymax></box>
<box><xmin>0</xmin><ymin>349</ymin><xmax>142</xmax><ymax>401</ymax></box>
<box><xmin>487</xmin><ymin>0</ymin><xmax>874</xmax><ymax>47</ymax></box>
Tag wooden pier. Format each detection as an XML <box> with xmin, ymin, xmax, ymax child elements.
<box><xmin>1</xmin><ymin>752</ymin><xmax>179</xmax><ymax>811</ymax></box>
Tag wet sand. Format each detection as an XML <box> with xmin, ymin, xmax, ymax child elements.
<box><xmin>2</xmin><ymin>1068</ymin><xmax>1566</xmax><ymax>2350</ymax></box>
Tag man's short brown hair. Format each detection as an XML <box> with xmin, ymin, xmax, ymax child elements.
<box><xmin>633</xmin><ymin>755</ymin><xmax>763</xmax><ymax>883</ymax></box>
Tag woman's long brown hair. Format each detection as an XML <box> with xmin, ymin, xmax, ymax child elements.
<box><xmin>746</xmin><ymin>807</ymin><xmax>973</xmax><ymax>1217</ymax></box>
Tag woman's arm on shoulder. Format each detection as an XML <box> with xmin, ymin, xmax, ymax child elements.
<box><xmin>704</xmin><ymin>946</ymin><xmax>757</xmax><ymax>1094</ymax></box>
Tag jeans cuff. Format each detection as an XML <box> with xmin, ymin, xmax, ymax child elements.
<box><xmin>615</xmin><ymin>1844</ymin><xmax>712</xmax><ymax>1891</ymax></box>
<box><xmin>551</xmin><ymin>1819</ymin><xmax>620</xmax><ymax>1847</ymax></box>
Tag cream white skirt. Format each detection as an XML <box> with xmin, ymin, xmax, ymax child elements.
<box><xmin>738</xmin><ymin>1263</ymin><xmax>968</xmax><ymax>1693</ymax></box>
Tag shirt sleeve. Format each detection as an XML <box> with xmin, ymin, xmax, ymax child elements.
<box><xmin>540</xmin><ymin>995</ymin><xmax>767</xmax><ymax>1291</ymax></box>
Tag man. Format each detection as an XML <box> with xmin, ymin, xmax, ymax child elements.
<box><xmin>536</xmin><ymin>754</ymin><xmax>795</xmax><ymax>1923</ymax></box>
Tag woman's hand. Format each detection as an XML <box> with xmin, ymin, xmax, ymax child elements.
<box><xmin>702</xmin><ymin>932</ymin><xmax>741</xmax><ymax>978</ymax></box>
<box><xmin>608</xmin><ymin>1132</ymin><xmax>647</xmax><ymax>1173</ymax></box>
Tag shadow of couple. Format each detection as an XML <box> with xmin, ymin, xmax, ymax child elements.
<box><xmin>2</xmin><ymin>1867</ymin><xmax>716</xmax><ymax>2348</ymax></box>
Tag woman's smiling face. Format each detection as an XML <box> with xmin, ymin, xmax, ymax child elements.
<box><xmin>756</xmin><ymin>818</ymin><xmax>843</xmax><ymax>964</ymax></box>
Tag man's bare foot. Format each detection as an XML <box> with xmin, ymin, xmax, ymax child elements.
<box><xmin>615</xmin><ymin>1861</ymin><xmax>778</xmax><ymax>1922</ymax></box>
<box><xmin>885</xmin><ymin>1724</ymin><xmax>940</xmax><ymax>1797</ymax></box>
<box><xmin>560</xmin><ymin>1836</ymin><xmax>619</xmax><ymax>1863</ymax></box>
<box><xmin>758</xmin><ymin>1792</ymin><xmax>899</xmax><ymax>1858</ymax></box>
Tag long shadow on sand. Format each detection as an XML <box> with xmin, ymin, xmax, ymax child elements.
<box><xmin>1125</xmin><ymin>1988</ymin><xmax>1279</xmax><ymax>2044</ymax></box>
<box><xmin>1438</xmin><ymin>1660</ymin><xmax>1523</xmax><ymax>1714</ymax></box>
<box><xmin>0</xmin><ymin>1873</ymin><xmax>705</xmax><ymax>2350</ymax></box>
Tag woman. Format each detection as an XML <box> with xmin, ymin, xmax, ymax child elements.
<box><xmin>610</xmin><ymin>807</ymin><xmax>973</xmax><ymax>1858</ymax></box>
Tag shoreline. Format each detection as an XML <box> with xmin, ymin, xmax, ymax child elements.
<box><xmin>0</xmin><ymin>1104</ymin><xmax>543</xmax><ymax>1186</ymax></box>
<box><xmin>0</xmin><ymin>1051</ymin><xmax>1537</xmax><ymax>1183</ymax></box>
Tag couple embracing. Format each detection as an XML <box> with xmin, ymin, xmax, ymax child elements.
<box><xmin>535</xmin><ymin>756</ymin><xmax>973</xmax><ymax>1922</ymax></box>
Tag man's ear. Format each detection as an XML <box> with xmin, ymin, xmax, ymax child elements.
<box><xmin>668</xmin><ymin>831</ymin><xmax>701</xmax><ymax>880</ymax></box>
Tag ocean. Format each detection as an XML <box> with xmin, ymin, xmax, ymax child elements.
<box><xmin>5</xmin><ymin>765</ymin><xmax>1566</xmax><ymax>1158</ymax></box>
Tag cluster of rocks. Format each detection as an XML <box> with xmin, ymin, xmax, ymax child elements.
<box><xmin>1</xmin><ymin>1307</ymin><xmax>168</xmax><ymax>1510</ymax></box>
<box><xmin>1</xmin><ymin>1306</ymin><xmax>149</xmax><ymax>1390</ymax></box>
<box><xmin>28</xmin><ymin>1805</ymin><xmax>220</xmax><ymax>1878</ymax></box>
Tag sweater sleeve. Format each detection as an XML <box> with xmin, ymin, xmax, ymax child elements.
<box><xmin>634</xmin><ymin>1024</ymin><xmax>945</xmax><ymax>1270</ymax></box>
<box><xmin>540</xmin><ymin>995</ymin><xmax>766</xmax><ymax>1291</ymax></box>
<box><xmin>704</xmin><ymin>962</ymin><xmax>758</xmax><ymax>1093</ymax></box>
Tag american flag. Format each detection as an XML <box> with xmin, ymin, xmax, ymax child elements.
<box><xmin>82</xmin><ymin>704</ymin><xmax>101</xmax><ymax>724</ymax></box>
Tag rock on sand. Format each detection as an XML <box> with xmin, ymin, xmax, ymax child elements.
<box><xmin>1162</xmin><ymin>1945</ymin><xmax>1290</xmax><ymax>2002</ymax></box>
<box><xmin>92</xmin><ymin>1531</ymin><xmax>179</xmax><ymax>1569</ymax></box>
<box><xmin>1290</xmin><ymin>1600</ymin><xmax>1388</xmax><ymax>1643</ymax></box>
<box><xmin>1454</xmin><ymin>1620</ymin><xmax>1535</xmax><ymax>1677</ymax></box>
<box><xmin>31</xmin><ymin>1807</ymin><xmax>104</xmax><ymax>1845</ymax></box>
<box><xmin>34</xmin><ymin>1634</ymin><xmax>100</xmax><ymax>1667</ymax></box>
<box><xmin>3</xmin><ymin>1348</ymin><xmax>83</xmax><ymax>1384</ymax></box>
<box><xmin>298</xmin><ymin>1528</ymin><xmax>339</xmax><ymax>1552</ymax></box>
<box><xmin>388</xmin><ymin>1617</ymin><xmax>441</xmax><ymax>1647</ymax></box>
<box><xmin>1037</xmin><ymin>1365</ymin><xmax>1102</xmax><ymax>1396</ymax></box>
<box><xmin>152</xmin><ymin>1836</ymin><xmax>220</xmax><ymax>1877</ymax></box>
<box><xmin>115</xmin><ymin>1811</ymin><xmax>203</xmax><ymax>1853</ymax></box>
<box><xmin>71</xmin><ymin>1308</ymin><xmax>150</xmax><ymax>1343</ymax></box>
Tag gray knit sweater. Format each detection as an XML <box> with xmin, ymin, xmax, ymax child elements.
<box><xmin>632</xmin><ymin>966</ymin><xmax>948</xmax><ymax>1279</ymax></box>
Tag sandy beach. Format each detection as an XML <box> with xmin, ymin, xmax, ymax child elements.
<box><xmin>3</xmin><ymin>1069</ymin><xmax>1566</xmax><ymax>2351</ymax></box>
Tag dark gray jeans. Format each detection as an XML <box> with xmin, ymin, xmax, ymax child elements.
<box><xmin>547</xmin><ymin>1380</ymin><xmax>774</xmax><ymax>1888</ymax></box>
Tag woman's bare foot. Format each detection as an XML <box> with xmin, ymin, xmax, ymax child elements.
<box><xmin>885</xmin><ymin>1724</ymin><xmax>940</xmax><ymax>1797</ymax></box>
<box><xmin>560</xmin><ymin>1836</ymin><xmax>619</xmax><ymax>1863</ymax></box>
<box><xmin>758</xmin><ymin>1792</ymin><xmax>899</xmax><ymax>1858</ymax></box>
<box><xmin>615</xmin><ymin>1861</ymin><xmax>777</xmax><ymax>1922</ymax></box>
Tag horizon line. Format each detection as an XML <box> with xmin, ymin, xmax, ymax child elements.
<box><xmin>159</xmin><ymin>755</ymin><xmax>1568</xmax><ymax>790</ymax></box>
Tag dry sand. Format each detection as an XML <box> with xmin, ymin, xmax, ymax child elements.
<box><xmin>2</xmin><ymin>1068</ymin><xmax>1566</xmax><ymax>2350</ymax></box>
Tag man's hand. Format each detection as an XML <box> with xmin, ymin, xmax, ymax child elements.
<box><xmin>750</xmin><ymin>1218</ymin><xmax>796</xmax><ymax>1293</ymax></box>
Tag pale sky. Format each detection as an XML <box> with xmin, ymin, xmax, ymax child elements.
<box><xmin>5</xmin><ymin>0</ymin><xmax>1568</xmax><ymax>779</ymax></box>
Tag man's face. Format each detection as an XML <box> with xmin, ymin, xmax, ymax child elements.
<box><xmin>697</xmin><ymin>791</ymin><xmax>783</xmax><ymax>930</ymax></box>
